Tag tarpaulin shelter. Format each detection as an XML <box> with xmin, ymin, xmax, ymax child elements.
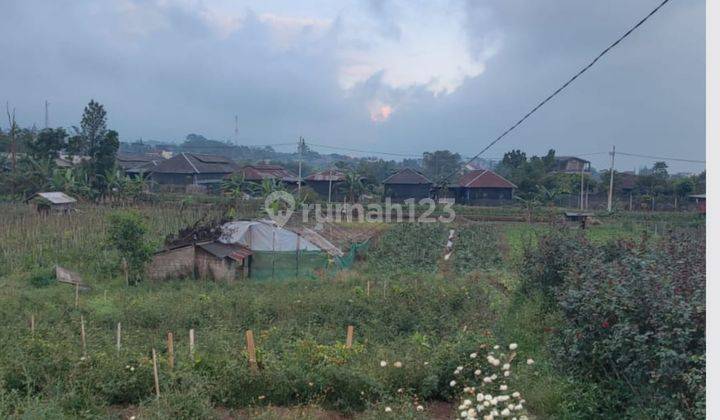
<box><xmin>218</xmin><ymin>220</ymin><xmax>331</xmax><ymax>280</ymax></box>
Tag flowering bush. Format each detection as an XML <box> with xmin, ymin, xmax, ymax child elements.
<box><xmin>448</xmin><ymin>343</ymin><xmax>533</xmax><ymax>420</ymax></box>
<box><xmin>523</xmin><ymin>228</ymin><xmax>705</xmax><ymax>418</ymax></box>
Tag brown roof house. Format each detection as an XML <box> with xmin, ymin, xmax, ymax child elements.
<box><xmin>234</xmin><ymin>164</ymin><xmax>298</xmax><ymax>184</ymax></box>
<box><xmin>553</xmin><ymin>156</ymin><xmax>590</xmax><ymax>173</ymax></box>
<box><xmin>382</xmin><ymin>168</ymin><xmax>433</xmax><ymax>202</ymax></box>
<box><xmin>150</xmin><ymin>153</ymin><xmax>239</xmax><ymax>191</ymax></box>
<box><xmin>117</xmin><ymin>153</ymin><xmax>164</xmax><ymax>178</ymax></box>
<box><xmin>452</xmin><ymin>169</ymin><xmax>517</xmax><ymax>205</ymax></box>
<box><xmin>304</xmin><ymin>169</ymin><xmax>346</xmax><ymax>201</ymax></box>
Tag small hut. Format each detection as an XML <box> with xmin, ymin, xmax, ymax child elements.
<box><xmin>26</xmin><ymin>192</ymin><xmax>77</xmax><ymax>214</ymax></box>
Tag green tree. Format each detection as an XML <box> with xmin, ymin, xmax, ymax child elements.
<box><xmin>422</xmin><ymin>150</ymin><xmax>462</xmax><ymax>182</ymax></box>
<box><xmin>106</xmin><ymin>211</ymin><xmax>154</xmax><ymax>285</ymax></box>
<box><xmin>26</xmin><ymin>127</ymin><xmax>68</xmax><ymax>161</ymax></box>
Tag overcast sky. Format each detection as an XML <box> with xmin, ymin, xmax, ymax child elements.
<box><xmin>0</xmin><ymin>0</ymin><xmax>705</xmax><ymax>172</ymax></box>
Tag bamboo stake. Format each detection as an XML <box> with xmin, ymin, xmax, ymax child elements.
<box><xmin>189</xmin><ymin>329</ymin><xmax>195</xmax><ymax>356</ymax></box>
<box><xmin>80</xmin><ymin>315</ymin><xmax>86</xmax><ymax>355</ymax></box>
<box><xmin>152</xmin><ymin>348</ymin><xmax>160</xmax><ymax>398</ymax></box>
<box><xmin>30</xmin><ymin>314</ymin><xmax>35</xmax><ymax>333</ymax></box>
<box><xmin>116</xmin><ymin>322</ymin><xmax>121</xmax><ymax>352</ymax></box>
<box><xmin>75</xmin><ymin>283</ymin><xmax>79</xmax><ymax>308</ymax></box>
<box><xmin>245</xmin><ymin>330</ymin><xmax>258</xmax><ymax>372</ymax></box>
<box><xmin>346</xmin><ymin>325</ymin><xmax>354</xmax><ymax>348</ymax></box>
<box><xmin>366</xmin><ymin>280</ymin><xmax>370</xmax><ymax>296</ymax></box>
<box><xmin>167</xmin><ymin>332</ymin><xmax>174</xmax><ymax>370</ymax></box>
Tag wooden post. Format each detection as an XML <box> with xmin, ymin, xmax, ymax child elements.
<box><xmin>152</xmin><ymin>348</ymin><xmax>160</xmax><ymax>398</ymax></box>
<box><xmin>116</xmin><ymin>322</ymin><xmax>121</xmax><ymax>352</ymax></box>
<box><xmin>30</xmin><ymin>314</ymin><xmax>35</xmax><ymax>333</ymax></box>
<box><xmin>245</xmin><ymin>330</ymin><xmax>258</xmax><ymax>372</ymax></box>
<box><xmin>122</xmin><ymin>258</ymin><xmax>129</xmax><ymax>287</ymax></box>
<box><xmin>366</xmin><ymin>281</ymin><xmax>370</xmax><ymax>296</ymax></box>
<box><xmin>189</xmin><ymin>329</ymin><xmax>195</xmax><ymax>356</ymax></box>
<box><xmin>75</xmin><ymin>283</ymin><xmax>79</xmax><ymax>308</ymax></box>
<box><xmin>345</xmin><ymin>325</ymin><xmax>354</xmax><ymax>348</ymax></box>
<box><xmin>80</xmin><ymin>315</ymin><xmax>86</xmax><ymax>355</ymax></box>
<box><xmin>167</xmin><ymin>332</ymin><xmax>174</xmax><ymax>370</ymax></box>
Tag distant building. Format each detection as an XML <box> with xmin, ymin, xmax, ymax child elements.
<box><xmin>304</xmin><ymin>169</ymin><xmax>346</xmax><ymax>201</ymax></box>
<box><xmin>618</xmin><ymin>171</ymin><xmax>638</xmax><ymax>193</ymax></box>
<box><xmin>231</xmin><ymin>164</ymin><xmax>298</xmax><ymax>186</ymax></box>
<box><xmin>382</xmin><ymin>168</ymin><xmax>433</xmax><ymax>202</ymax></box>
<box><xmin>116</xmin><ymin>153</ymin><xmax>164</xmax><ymax>178</ymax></box>
<box><xmin>25</xmin><ymin>192</ymin><xmax>77</xmax><ymax>215</ymax></box>
<box><xmin>451</xmin><ymin>169</ymin><xmax>516</xmax><ymax>204</ymax></box>
<box><xmin>553</xmin><ymin>156</ymin><xmax>590</xmax><ymax>173</ymax></box>
<box><xmin>150</xmin><ymin>152</ymin><xmax>240</xmax><ymax>190</ymax></box>
<box><xmin>688</xmin><ymin>194</ymin><xmax>705</xmax><ymax>215</ymax></box>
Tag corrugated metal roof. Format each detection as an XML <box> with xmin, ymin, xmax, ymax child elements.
<box><xmin>304</xmin><ymin>169</ymin><xmax>346</xmax><ymax>182</ymax></box>
<box><xmin>30</xmin><ymin>192</ymin><xmax>77</xmax><ymax>204</ymax></box>
<box><xmin>456</xmin><ymin>169</ymin><xmax>517</xmax><ymax>189</ymax></box>
<box><xmin>232</xmin><ymin>165</ymin><xmax>298</xmax><ymax>182</ymax></box>
<box><xmin>382</xmin><ymin>168</ymin><xmax>431</xmax><ymax>185</ymax></box>
<box><xmin>152</xmin><ymin>153</ymin><xmax>239</xmax><ymax>174</ymax></box>
<box><xmin>198</xmin><ymin>242</ymin><xmax>252</xmax><ymax>261</ymax></box>
<box><xmin>116</xmin><ymin>153</ymin><xmax>164</xmax><ymax>170</ymax></box>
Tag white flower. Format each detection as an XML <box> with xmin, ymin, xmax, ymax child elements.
<box><xmin>457</xmin><ymin>365</ymin><xmax>464</xmax><ymax>371</ymax></box>
<box><xmin>515</xmin><ymin>404</ymin><xmax>523</xmax><ymax>411</ymax></box>
<box><xmin>380</xmin><ymin>360</ymin><xmax>387</xmax><ymax>367</ymax></box>
<box><xmin>483</xmin><ymin>400</ymin><xmax>491</xmax><ymax>407</ymax></box>
<box><xmin>497</xmin><ymin>395</ymin><xmax>510</xmax><ymax>402</ymax></box>
<box><xmin>483</xmin><ymin>377</ymin><xmax>492</xmax><ymax>383</ymax></box>
<box><xmin>475</xmin><ymin>369</ymin><xmax>482</xmax><ymax>376</ymax></box>
<box><xmin>484</xmin><ymin>394</ymin><xmax>492</xmax><ymax>401</ymax></box>
<box><xmin>519</xmin><ymin>416</ymin><xmax>529</xmax><ymax>420</ymax></box>
<box><xmin>450</xmin><ymin>380</ymin><xmax>457</xmax><ymax>387</ymax></box>
<box><xmin>499</xmin><ymin>385</ymin><xmax>508</xmax><ymax>391</ymax></box>
<box><xmin>526</xmin><ymin>359</ymin><xmax>534</xmax><ymax>365</ymax></box>
<box><xmin>461</xmin><ymin>410</ymin><xmax>468</xmax><ymax>418</ymax></box>
<box><xmin>477</xmin><ymin>404</ymin><xmax>485</xmax><ymax>411</ymax></box>
<box><xmin>504</xmin><ymin>371</ymin><xmax>510</xmax><ymax>377</ymax></box>
<box><xmin>470</xmin><ymin>352</ymin><xmax>478</xmax><ymax>359</ymax></box>
<box><xmin>512</xmin><ymin>392</ymin><xmax>520</xmax><ymax>398</ymax></box>
<box><xmin>508</xmin><ymin>404</ymin><xmax>515</xmax><ymax>410</ymax></box>
<box><xmin>80</xmin><ymin>356</ymin><xmax>86</xmax><ymax>361</ymax></box>
<box><xmin>129</xmin><ymin>417</ymin><xmax>136</xmax><ymax>420</ymax></box>
<box><xmin>477</xmin><ymin>393</ymin><xmax>485</xmax><ymax>401</ymax></box>
<box><xmin>490</xmin><ymin>398</ymin><xmax>498</xmax><ymax>405</ymax></box>
<box><xmin>384</xmin><ymin>406</ymin><xmax>392</xmax><ymax>412</ymax></box>
<box><xmin>393</xmin><ymin>361</ymin><xmax>402</xmax><ymax>368</ymax></box>
<box><xmin>491</xmin><ymin>374</ymin><xmax>497</xmax><ymax>380</ymax></box>
<box><xmin>125</xmin><ymin>365</ymin><xmax>130</xmax><ymax>369</ymax></box>
<box><xmin>130</xmin><ymin>367</ymin><xmax>135</xmax><ymax>372</ymax></box>
<box><xmin>509</xmin><ymin>343</ymin><xmax>518</xmax><ymax>350</ymax></box>
<box><xmin>493</xmin><ymin>345</ymin><xmax>500</xmax><ymax>350</ymax></box>
<box><xmin>468</xmin><ymin>408</ymin><xmax>477</xmax><ymax>417</ymax></box>
<box><xmin>424</xmin><ymin>361</ymin><xmax>429</xmax><ymax>366</ymax></box>
<box><xmin>483</xmin><ymin>415</ymin><xmax>493</xmax><ymax>420</ymax></box>
<box><xmin>502</xmin><ymin>363</ymin><xmax>510</xmax><ymax>371</ymax></box>
<box><xmin>501</xmin><ymin>408</ymin><xmax>511</xmax><ymax>417</ymax></box>
<box><xmin>464</xmin><ymin>399</ymin><xmax>473</xmax><ymax>406</ymax></box>
<box><xmin>416</xmin><ymin>405</ymin><xmax>424</xmax><ymax>412</ymax></box>
<box><xmin>397</xmin><ymin>388</ymin><xmax>403</xmax><ymax>393</ymax></box>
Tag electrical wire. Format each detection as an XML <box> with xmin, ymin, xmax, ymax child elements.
<box><xmin>440</xmin><ymin>0</ymin><xmax>674</xmax><ymax>182</ymax></box>
<box><xmin>615</xmin><ymin>151</ymin><xmax>705</xmax><ymax>164</ymax></box>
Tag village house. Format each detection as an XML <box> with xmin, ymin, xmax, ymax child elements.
<box><xmin>116</xmin><ymin>153</ymin><xmax>164</xmax><ymax>177</ymax></box>
<box><xmin>230</xmin><ymin>164</ymin><xmax>299</xmax><ymax>187</ymax></box>
<box><xmin>25</xmin><ymin>192</ymin><xmax>77</xmax><ymax>214</ymax></box>
<box><xmin>553</xmin><ymin>156</ymin><xmax>591</xmax><ymax>173</ymax></box>
<box><xmin>382</xmin><ymin>168</ymin><xmax>433</xmax><ymax>202</ymax></box>
<box><xmin>304</xmin><ymin>169</ymin><xmax>346</xmax><ymax>201</ymax></box>
<box><xmin>451</xmin><ymin>169</ymin><xmax>517</xmax><ymax>204</ymax></box>
<box><xmin>149</xmin><ymin>152</ymin><xmax>239</xmax><ymax>191</ymax></box>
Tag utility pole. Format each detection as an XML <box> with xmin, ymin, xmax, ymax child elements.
<box><xmin>579</xmin><ymin>163</ymin><xmax>585</xmax><ymax>210</ymax></box>
<box><xmin>328</xmin><ymin>169</ymin><xmax>333</xmax><ymax>202</ymax></box>
<box><xmin>44</xmin><ymin>100</ymin><xmax>49</xmax><ymax>128</ymax></box>
<box><xmin>5</xmin><ymin>102</ymin><xmax>17</xmax><ymax>172</ymax></box>
<box><xmin>234</xmin><ymin>115</ymin><xmax>239</xmax><ymax>144</ymax></box>
<box><xmin>297</xmin><ymin>136</ymin><xmax>305</xmax><ymax>193</ymax></box>
<box><xmin>607</xmin><ymin>145</ymin><xmax>616</xmax><ymax>212</ymax></box>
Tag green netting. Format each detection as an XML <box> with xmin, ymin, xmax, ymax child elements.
<box><xmin>250</xmin><ymin>250</ymin><xmax>328</xmax><ymax>280</ymax></box>
<box><xmin>334</xmin><ymin>240</ymin><xmax>371</xmax><ymax>270</ymax></box>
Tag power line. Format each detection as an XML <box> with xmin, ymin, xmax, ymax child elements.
<box><xmin>443</xmin><ymin>0</ymin><xmax>674</xmax><ymax>182</ymax></box>
<box><xmin>615</xmin><ymin>151</ymin><xmax>705</xmax><ymax>164</ymax></box>
<box><xmin>306</xmin><ymin>142</ymin><xmax>425</xmax><ymax>158</ymax></box>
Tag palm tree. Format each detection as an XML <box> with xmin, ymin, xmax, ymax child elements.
<box><xmin>342</xmin><ymin>172</ymin><xmax>366</xmax><ymax>203</ymax></box>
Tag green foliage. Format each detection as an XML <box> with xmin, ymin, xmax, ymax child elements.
<box><xmin>521</xmin><ymin>227</ymin><xmax>705</xmax><ymax>418</ymax></box>
<box><xmin>451</xmin><ymin>224</ymin><xmax>502</xmax><ymax>274</ymax></box>
<box><xmin>106</xmin><ymin>210</ymin><xmax>154</xmax><ymax>284</ymax></box>
<box><xmin>368</xmin><ymin>223</ymin><xmax>447</xmax><ymax>274</ymax></box>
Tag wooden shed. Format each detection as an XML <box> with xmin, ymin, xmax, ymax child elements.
<box><xmin>304</xmin><ymin>169</ymin><xmax>346</xmax><ymax>201</ymax></box>
<box><xmin>451</xmin><ymin>169</ymin><xmax>516</xmax><ymax>205</ymax></box>
<box><xmin>25</xmin><ymin>192</ymin><xmax>77</xmax><ymax>214</ymax></box>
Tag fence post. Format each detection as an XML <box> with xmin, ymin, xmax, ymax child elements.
<box><xmin>152</xmin><ymin>348</ymin><xmax>160</xmax><ymax>398</ymax></box>
<box><xmin>167</xmin><ymin>332</ymin><xmax>174</xmax><ymax>370</ymax></box>
<box><xmin>346</xmin><ymin>325</ymin><xmax>354</xmax><ymax>348</ymax></box>
<box><xmin>75</xmin><ymin>283</ymin><xmax>79</xmax><ymax>308</ymax></box>
<box><xmin>116</xmin><ymin>322</ymin><xmax>121</xmax><ymax>352</ymax></box>
<box><xmin>246</xmin><ymin>330</ymin><xmax>258</xmax><ymax>372</ymax></box>
<box><xmin>80</xmin><ymin>315</ymin><xmax>86</xmax><ymax>355</ymax></box>
<box><xmin>189</xmin><ymin>329</ymin><xmax>195</xmax><ymax>356</ymax></box>
<box><xmin>30</xmin><ymin>314</ymin><xmax>35</xmax><ymax>333</ymax></box>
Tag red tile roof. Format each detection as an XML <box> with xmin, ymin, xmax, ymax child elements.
<box><xmin>456</xmin><ymin>169</ymin><xmax>517</xmax><ymax>189</ymax></box>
